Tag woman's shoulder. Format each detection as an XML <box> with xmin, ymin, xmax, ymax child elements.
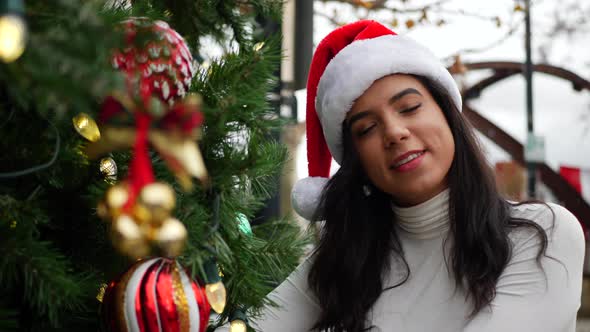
<box><xmin>508</xmin><ymin>201</ymin><xmax>584</xmax><ymax>250</ymax></box>
<box><xmin>510</xmin><ymin>201</ymin><xmax>578</xmax><ymax>226</ymax></box>
<box><xmin>263</xmin><ymin>254</ymin><xmax>321</xmax><ymax>310</ymax></box>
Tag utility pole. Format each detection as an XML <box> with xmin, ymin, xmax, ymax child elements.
<box><xmin>295</xmin><ymin>0</ymin><xmax>313</xmax><ymax>91</ymax></box>
<box><xmin>253</xmin><ymin>14</ymin><xmax>282</xmax><ymax>225</ymax></box>
<box><xmin>524</xmin><ymin>0</ymin><xmax>536</xmax><ymax>199</ymax></box>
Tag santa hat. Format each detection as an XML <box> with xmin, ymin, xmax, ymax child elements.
<box><xmin>291</xmin><ymin>20</ymin><xmax>462</xmax><ymax>221</ymax></box>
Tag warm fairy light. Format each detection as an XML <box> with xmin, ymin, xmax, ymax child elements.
<box><xmin>205</xmin><ymin>281</ymin><xmax>227</xmax><ymax>314</ymax></box>
<box><xmin>230</xmin><ymin>319</ymin><xmax>247</xmax><ymax>332</ymax></box>
<box><xmin>99</xmin><ymin>157</ymin><xmax>118</xmax><ymax>180</ymax></box>
<box><xmin>253</xmin><ymin>42</ymin><xmax>264</xmax><ymax>52</ymax></box>
<box><xmin>229</xmin><ymin>309</ymin><xmax>248</xmax><ymax>332</ymax></box>
<box><xmin>96</xmin><ymin>283</ymin><xmax>108</xmax><ymax>302</ymax></box>
<box><xmin>72</xmin><ymin>113</ymin><xmax>101</xmax><ymax>142</ymax></box>
<box><xmin>0</xmin><ymin>14</ymin><xmax>26</xmax><ymax>63</ymax></box>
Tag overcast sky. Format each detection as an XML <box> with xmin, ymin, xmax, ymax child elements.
<box><xmin>295</xmin><ymin>0</ymin><xmax>590</xmax><ymax>179</ymax></box>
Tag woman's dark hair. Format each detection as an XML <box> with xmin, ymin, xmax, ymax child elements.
<box><xmin>307</xmin><ymin>75</ymin><xmax>550</xmax><ymax>332</ymax></box>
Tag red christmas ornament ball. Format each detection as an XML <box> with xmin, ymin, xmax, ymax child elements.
<box><xmin>102</xmin><ymin>258</ymin><xmax>210</xmax><ymax>332</ymax></box>
<box><xmin>113</xmin><ymin>18</ymin><xmax>197</xmax><ymax>105</ymax></box>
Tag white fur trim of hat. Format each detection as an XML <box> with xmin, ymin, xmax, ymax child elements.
<box><xmin>317</xmin><ymin>34</ymin><xmax>462</xmax><ymax>164</ymax></box>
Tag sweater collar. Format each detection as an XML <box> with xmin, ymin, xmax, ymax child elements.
<box><xmin>391</xmin><ymin>188</ymin><xmax>450</xmax><ymax>239</ymax></box>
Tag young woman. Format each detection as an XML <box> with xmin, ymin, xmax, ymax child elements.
<box><xmin>255</xmin><ymin>20</ymin><xmax>584</xmax><ymax>332</ymax></box>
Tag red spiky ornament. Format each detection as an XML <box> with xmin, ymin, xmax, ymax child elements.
<box><xmin>113</xmin><ymin>18</ymin><xmax>197</xmax><ymax>105</ymax></box>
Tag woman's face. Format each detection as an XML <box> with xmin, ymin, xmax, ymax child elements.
<box><xmin>346</xmin><ymin>74</ymin><xmax>455</xmax><ymax>206</ymax></box>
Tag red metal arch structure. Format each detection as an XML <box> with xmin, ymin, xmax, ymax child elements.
<box><xmin>452</xmin><ymin>61</ymin><xmax>590</xmax><ymax>227</ymax></box>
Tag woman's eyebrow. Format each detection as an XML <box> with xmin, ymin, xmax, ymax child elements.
<box><xmin>347</xmin><ymin>111</ymin><xmax>370</xmax><ymax>128</ymax></box>
<box><xmin>389</xmin><ymin>88</ymin><xmax>422</xmax><ymax>104</ymax></box>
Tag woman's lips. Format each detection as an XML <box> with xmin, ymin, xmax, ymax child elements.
<box><xmin>390</xmin><ymin>151</ymin><xmax>425</xmax><ymax>172</ymax></box>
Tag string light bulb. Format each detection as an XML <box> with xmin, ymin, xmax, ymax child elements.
<box><xmin>229</xmin><ymin>309</ymin><xmax>248</xmax><ymax>332</ymax></box>
<box><xmin>96</xmin><ymin>283</ymin><xmax>108</xmax><ymax>303</ymax></box>
<box><xmin>230</xmin><ymin>320</ymin><xmax>247</xmax><ymax>332</ymax></box>
<box><xmin>253</xmin><ymin>42</ymin><xmax>264</xmax><ymax>52</ymax></box>
<box><xmin>0</xmin><ymin>0</ymin><xmax>26</xmax><ymax>63</ymax></box>
<box><xmin>72</xmin><ymin>113</ymin><xmax>101</xmax><ymax>142</ymax></box>
<box><xmin>204</xmin><ymin>259</ymin><xmax>227</xmax><ymax>314</ymax></box>
<box><xmin>206</xmin><ymin>280</ymin><xmax>227</xmax><ymax>314</ymax></box>
<box><xmin>236</xmin><ymin>213</ymin><xmax>252</xmax><ymax>236</ymax></box>
<box><xmin>99</xmin><ymin>157</ymin><xmax>117</xmax><ymax>182</ymax></box>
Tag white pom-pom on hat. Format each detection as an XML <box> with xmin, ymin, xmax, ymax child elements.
<box><xmin>291</xmin><ymin>177</ymin><xmax>329</xmax><ymax>221</ymax></box>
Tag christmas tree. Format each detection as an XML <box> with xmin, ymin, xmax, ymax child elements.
<box><xmin>0</xmin><ymin>1</ymin><xmax>308</xmax><ymax>331</ymax></box>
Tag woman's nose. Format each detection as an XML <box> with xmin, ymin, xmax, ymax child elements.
<box><xmin>383</xmin><ymin>118</ymin><xmax>410</xmax><ymax>147</ymax></box>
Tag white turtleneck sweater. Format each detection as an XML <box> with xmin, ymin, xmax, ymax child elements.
<box><xmin>242</xmin><ymin>190</ymin><xmax>585</xmax><ymax>331</ymax></box>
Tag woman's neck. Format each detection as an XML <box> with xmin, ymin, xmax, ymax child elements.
<box><xmin>391</xmin><ymin>188</ymin><xmax>450</xmax><ymax>239</ymax></box>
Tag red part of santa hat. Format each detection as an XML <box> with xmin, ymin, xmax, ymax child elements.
<box><xmin>306</xmin><ymin>20</ymin><xmax>397</xmax><ymax>178</ymax></box>
<box><xmin>292</xmin><ymin>20</ymin><xmax>462</xmax><ymax>220</ymax></box>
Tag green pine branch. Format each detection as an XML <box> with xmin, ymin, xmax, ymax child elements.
<box><xmin>0</xmin><ymin>196</ymin><xmax>100</xmax><ymax>328</ymax></box>
<box><xmin>1</xmin><ymin>0</ymin><xmax>307</xmax><ymax>330</ymax></box>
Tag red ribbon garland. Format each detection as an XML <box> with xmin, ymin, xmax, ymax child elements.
<box><xmin>124</xmin><ymin>112</ymin><xmax>155</xmax><ymax>210</ymax></box>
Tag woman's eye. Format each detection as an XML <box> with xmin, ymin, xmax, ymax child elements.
<box><xmin>357</xmin><ymin>124</ymin><xmax>375</xmax><ymax>137</ymax></box>
<box><xmin>400</xmin><ymin>104</ymin><xmax>421</xmax><ymax>113</ymax></box>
